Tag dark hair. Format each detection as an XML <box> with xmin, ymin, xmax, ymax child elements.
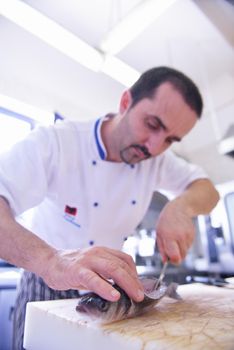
<box><xmin>129</xmin><ymin>66</ymin><xmax>203</xmax><ymax>118</ymax></box>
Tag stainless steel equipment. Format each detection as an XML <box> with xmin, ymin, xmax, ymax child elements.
<box><xmin>195</xmin><ymin>180</ymin><xmax>234</xmax><ymax>274</ymax></box>
<box><xmin>124</xmin><ymin>182</ymin><xmax>234</xmax><ymax>281</ymax></box>
<box><xmin>0</xmin><ymin>266</ymin><xmax>21</xmax><ymax>350</ymax></box>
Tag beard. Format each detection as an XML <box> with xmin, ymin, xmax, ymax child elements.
<box><xmin>120</xmin><ymin>144</ymin><xmax>151</xmax><ymax>164</ymax></box>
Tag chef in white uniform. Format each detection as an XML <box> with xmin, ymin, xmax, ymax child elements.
<box><xmin>0</xmin><ymin>67</ymin><xmax>219</xmax><ymax>349</ymax></box>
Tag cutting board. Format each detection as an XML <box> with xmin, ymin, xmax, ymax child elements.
<box><xmin>23</xmin><ymin>283</ymin><xmax>234</xmax><ymax>350</ymax></box>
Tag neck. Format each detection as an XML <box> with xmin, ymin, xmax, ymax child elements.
<box><xmin>101</xmin><ymin>113</ymin><xmax>121</xmax><ymax>162</ymax></box>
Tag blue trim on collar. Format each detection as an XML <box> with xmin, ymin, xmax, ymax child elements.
<box><xmin>94</xmin><ymin>118</ymin><xmax>106</xmax><ymax>160</ymax></box>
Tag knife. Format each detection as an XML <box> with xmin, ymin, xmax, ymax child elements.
<box><xmin>153</xmin><ymin>258</ymin><xmax>169</xmax><ymax>290</ymax></box>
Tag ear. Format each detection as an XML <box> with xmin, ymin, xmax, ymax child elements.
<box><xmin>119</xmin><ymin>90</ymin><xmax>132</xmax><ymax>114</ymax></box>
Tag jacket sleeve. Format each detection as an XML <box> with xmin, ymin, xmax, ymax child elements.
<box><xmin>0</xmin><ymin>124</ymin><xmax>60</xmax><ymax>216</ymax></box>
<box><xmin>155</xmin><ymin>150</ymin><xmax>208</xmax><ymax>198</ymax></box>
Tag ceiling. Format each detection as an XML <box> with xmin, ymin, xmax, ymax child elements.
<box><xmin>0</xmin><ymin>0</ymin><xmax>234</xmax><ymax>183</ymax></box>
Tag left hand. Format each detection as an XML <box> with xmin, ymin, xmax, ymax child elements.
<box><xmin>156</xmin><ymin>199</ymin><xmax>195</xmax><ymax>264</ymax></box>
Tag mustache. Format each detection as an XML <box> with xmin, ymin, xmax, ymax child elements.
<box><xmin>131</xmin><ymin>144</ymin><xmax>151</xmax><ymax>158</ymax></box>
<box><xmin>120</xmin><ymin>144</ymin><xmax>152</xmax><ymax>164</ymax></box>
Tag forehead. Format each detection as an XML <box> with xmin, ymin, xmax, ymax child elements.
<box><xmin>151</xmin><ymin>82</ymin><xmax>190</xmax><ymax>111</ymax></box>
<box><xmin>142</xmin><ymin>82</ymin><xmax>198</xmax><ymax>134</ymax></box>
<box><xmin>150</xmin><ymin>82</ymin><xmax>198</xmax><ymax>119</ymax></box>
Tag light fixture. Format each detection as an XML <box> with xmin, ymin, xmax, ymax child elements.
<box><xmin>101</xmin><ymin>55</ymin><xmax>140</xmax><ymax>87</ymax></box>
<box><xmin>100</xmin><ymin>0</ymin><xmax>178</xmax><ymax>55</ymax></box>
<box><xmin>0</xmin><ymin>0</ymin><xmax>139</xmax><ymax>86</ymax></box>
<box><xmin>0</xmin><ymin>0</ymin><xmax>140</xmax><ymax>87</ymax></box>
<box><xmin>0</xmin><ymin>93</ymin><xmax>55</xmax><ymax>125</ymax></box>
<box><xmin>0</xmin><ymin>0</ymin><xmax>103</xmax><ymax>72</ymax></box>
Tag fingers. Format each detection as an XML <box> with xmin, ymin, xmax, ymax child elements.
<box><xmin>79</xmin><ymin>247</ymin><xmax>144</xmax><ymax>302</ymax></box>
<box><xmin>157</xmin><ymin>237</ymin><xmax>178</xmax><ymax>264</ymax></box>
<box><xmin>155</xmin><ymin>199</ymin><xmax>196</xmax><ymax>265</ymax></box>
<box><xmin>53</xmin><ymin>247</ymin><xmax>145</xmax><ymax>303</ymax></box>
<box><xmin>157</xmin><ymin>230</ymin><xmax>194</xmax><ymax>265</ymax></box>
<box><xmin>106</xmin><ymin>248</ymin><xmax>139</xmax><ymax>278</ymax></box>
<box><xmin>88</xmin><ymin>256</ymin><xmax>144</xmax><ymax>302</ymax></box>
<box><xmin>163</xmin><ymin>240</ymin><xmax>184</xmax><ymax>264</ymax></box>
<box><xmin>74</xmin><ymin>268</ymin><xmax>122</xmax><ymax>301</ymax></box>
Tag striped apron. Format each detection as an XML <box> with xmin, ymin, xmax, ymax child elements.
<box><xmin>12</xmin><ymin>271</ymin><xmax>80</xmax><ymax>350</ymax></box>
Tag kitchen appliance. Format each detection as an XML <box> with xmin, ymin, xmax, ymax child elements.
<box><xmin>0</xmin><ymin>267</ymin><xmax>21</xmax><ymax>350</ymax></box>
<box><xmin>195</xmin><ymin>180</ymin><xmax>234</xmax><ymax>274</ymax></box>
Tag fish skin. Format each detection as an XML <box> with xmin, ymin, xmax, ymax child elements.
<box><xmin>76</xmin><ymin>277</ymin><xmax>182</xmax><ymax>324</ymax></box>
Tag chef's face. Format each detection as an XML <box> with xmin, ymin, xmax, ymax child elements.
<box><xmin>115</xmin><ymin>82</ymin><xmax>198</xmax><ymax>164</ymax></box>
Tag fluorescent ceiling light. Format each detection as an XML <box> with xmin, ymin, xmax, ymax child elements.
<box><xmin>100</xmin><ymin>0</ymin><xmax>178</xmax><ymax>55</ymax></box>
<box><xmin>102</xmin><ymin>55</ymin><xmax>140</xmax><ymax>87</ymax></box>
<box><xmin>0</xmin><ymin>0</ymin><xmax>140</xmax><ymax>87</ymax></box>
<box><xmin>0</xmin><ymin>0</ymin><xmax>103</xmax><ymax>72</ymax></box>
<box><xmin>0</xmin><ymin>93</ymin><xmax>55</xmax><ymax>125</ymax></box>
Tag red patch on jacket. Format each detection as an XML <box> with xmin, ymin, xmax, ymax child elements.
<box><xmin>65</xmin><ymin>205</ymin><xmax>77</xmax><ymax>216</ymax></box>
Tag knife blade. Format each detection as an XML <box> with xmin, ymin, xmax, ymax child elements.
<box><xmin>153</xmin><ymin>258</ymin><xmax>169</xmax><ymax>290</ymax></box>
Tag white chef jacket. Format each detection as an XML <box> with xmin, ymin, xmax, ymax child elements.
<box><xmin>0</xmin><ymin>117</ymin><xmax>207</xmax><ymax>250</ymax></box>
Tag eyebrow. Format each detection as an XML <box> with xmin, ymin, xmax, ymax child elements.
<box><xmin>150</xmin><ymin>115</ymin><xmax>181</xmax><ymax>142</ymax></box>
<box><xmin>166</xmin><ymin>136</ymin><xmax>181</xmax><ymax>142</ymax></box>
<box><xmin>153</xmin><ymin>116</ymin><xmax>167</xmax><ymax>131</ymax></box>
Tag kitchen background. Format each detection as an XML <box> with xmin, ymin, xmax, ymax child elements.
<box><xmin>0</xmin><ymin>1</ymin><xmax>234</xmax><ymax>349</ymax></box>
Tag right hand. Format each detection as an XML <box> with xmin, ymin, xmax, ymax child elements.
<box><xmin>40</xmin><ymin>246</ymin><xmax>145</xmax><ymax>302</ymax></box>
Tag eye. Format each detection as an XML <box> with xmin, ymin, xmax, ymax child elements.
<box><xmin>144</xmin><ymin>115</ymin><xmax>166</xmax><ymax>132</ymax></box>
<box><xmin>148</xmin><ymin>123</ymin><xmax>160</xmax><ymax>131</ymax></box>
<box><xmin>145</xmin><ymin>120</ymin><xmax>161</xmax><ymax>131</ymax></box>
<box><xmin>96</xmin><ymin>298</ymin><xmax>109</xmax><ymax>312</ymax></box>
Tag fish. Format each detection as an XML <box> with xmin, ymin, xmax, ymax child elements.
<box><xmin>75</xmin><ymin>277</ymin><xmax>181</xmax><ymax>324</ymax></box>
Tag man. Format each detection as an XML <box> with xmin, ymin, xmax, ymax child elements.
<box><xmin>0</xmin><ymin>67</ymin><xmax>219</xmax><ymax>349</ymax></box>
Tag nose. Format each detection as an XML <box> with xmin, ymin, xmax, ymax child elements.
<box><xmin>145</xmin><ymin>131</ymin><xmax>166</xmax><ymax>156</ymax></box>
